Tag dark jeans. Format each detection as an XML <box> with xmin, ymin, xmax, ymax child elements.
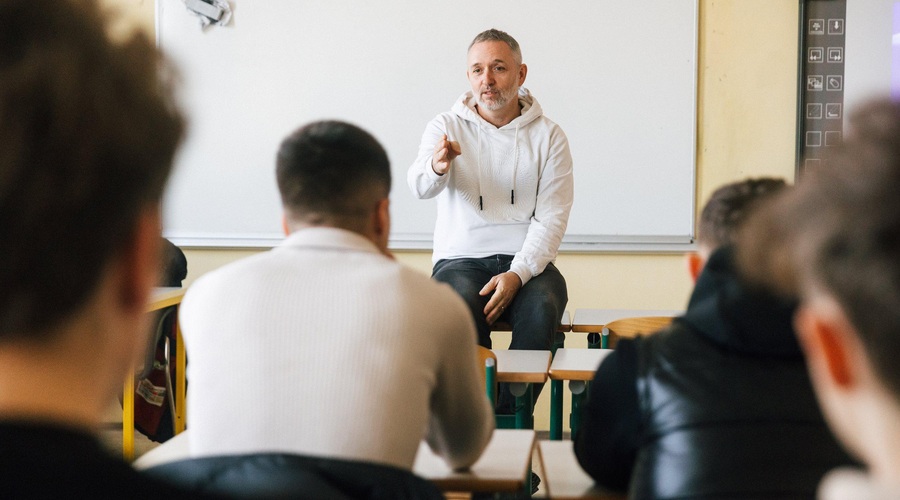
<box><xmin>432</xmin><ymin>255</ymin><xmax>568</xmax><ymax>413</ymax></box>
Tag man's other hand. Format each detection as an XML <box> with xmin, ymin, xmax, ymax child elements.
<box><xmin>480</xmin><ymin>271</ymin><xmax>523</xmax><ymax>324</ymax></box>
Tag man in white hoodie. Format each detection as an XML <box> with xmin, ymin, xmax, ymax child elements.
<box><xmin>408</xmin><ymin>29</ymin><xmax>574</xmax><ymax>413</ymax></box>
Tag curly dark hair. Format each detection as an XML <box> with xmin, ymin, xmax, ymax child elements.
<box><xmin>697</xmin><ymin>177</ymin><xmax>787</xmax><ymax>250</ymax></box>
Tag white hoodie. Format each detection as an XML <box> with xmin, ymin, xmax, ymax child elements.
<box><xmin>408</xmin><ymin>88</ymin><xmax>574</xmax><ymax>285</ymax></box>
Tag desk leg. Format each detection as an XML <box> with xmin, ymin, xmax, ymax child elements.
<box><xmin>174</xmin><ymin>313</ymin><xmax>186</xmax><ymax>434</ymax></box>
<box><xmin>552</xmin><ymin>333</ymin><xmax>565</xmax><ymax>356</ymax></box>
<box><xmin>524</xmin><ymin>458</ymin><xmax>535</xmax><ymax>497</ymax></box>
<box><xmin>123</xmin><ymin>372</ymin><xmax>135</xmax><ymax>461</ymax></box>
<box><xmin>510</xmin><ymin>382</ymin><xmax>533</xmax><ymax>429</ymax></box>
<box><xmin>550</xmin><ymin>379</ymin><xmax>563</xmax><ymax>440</ymax></box>
<box><xmin>569</xmin><ymin>380</ymin><xmax>588</xmax><ymax>439</ymax></box>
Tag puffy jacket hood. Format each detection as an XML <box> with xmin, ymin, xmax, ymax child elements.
<box><xmin>678</xmin><ymin>246</ymin><xmax>801</xmax><ymax>358</ymax></box>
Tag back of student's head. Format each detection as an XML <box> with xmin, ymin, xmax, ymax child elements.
<box><xmin>742</xmin><ymin>97</ymin><xmax>900</xmax><ymax>403</ymax></box>
<box><xmin>276</xmin><ymin>120</ymin><xmax>391</xmax><ymax>228</ymax></box>
<box><xmin>0</xmin><ymin>0</ymin><xmax>184</xmax><ymax>339</ymax></box>
<box><xmin>697</xmin><ymin>177</ymin><xmax>787</xmax><ymax>253</ymax></box>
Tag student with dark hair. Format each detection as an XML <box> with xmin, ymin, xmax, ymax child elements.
<box><xmin>739</xmin><ymin>98</ymin><xmax>900</xmax><ymax>499</ymax></box>
<box><xmin>574</xmin><ymin>178</ymin><xmax>854</xmax><ymax>498</ymax></box>
<box><xmin>176</xmin><ymin>120</ymin><xmax>493</xmax><ymax>474</ymax></box>
<box><xmin>0</xmin><ymin>0</ymin><xmax>213</xmax><ymax>496</ymax></box>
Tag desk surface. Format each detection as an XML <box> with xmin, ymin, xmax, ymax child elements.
<box><xmin>134</xmin><ymin>428</ymin><xmax>189</xmax><ymax>470</ymax></box>
<box><xmin>560</xmin><ymin>310</ymin><xmax>571</xmax><ymax>331</ymax></box>
<box><xmin>413</xmin><ymin>429</ymin><xmax>535</xmax><ymax>493</ymax></box>
<box><xmin>548</xmin><ymin>349</ymin><xmax>614</xmax><ymax>381</ymax></box>
<box><xmin>536</xmin><ymin>441</ymin><xmax>626</xmax><ymax>500</ymax></box>
<box><xmin>570</xmin><ymin>309</ymin><xmax>682</xmax><ymax>332</ymax></box>
<box><xmin>148</xmin><ymin>287</ymin><xmax>186</xmax><ymax>312</ymax></box>
<box><xmin>493</xmin><ymin>350</ymin><xmax>552</xmax><ymax>384</ymax></box>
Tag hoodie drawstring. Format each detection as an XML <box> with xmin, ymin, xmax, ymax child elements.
<box><xmin>477</xmin><ymin>126</ymin><xmax>483</xmax><ymax>210</ymax></box>
<box><xmin>511</xmin><ymin>123</ymin><xmax>519</xmax><ymax>205</ymax></box>
<box><xmin>477</xmin><ymin>122</ymin><xmax>520</xmax><ymax>210</ymax></box>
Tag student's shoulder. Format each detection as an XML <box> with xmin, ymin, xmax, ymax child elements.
<box><xmin>188</xmin><ymin>250</ymin><xmax>278</xmax><ymax>288</ymax></box>
<box><xmin>392</xmin><ymin>264</ymin><xmax>470</xmax><ymax>313</ymax></box>
<box><xmin>392</xmin><ymin>263</ymin><xmax>449</xmax><ymax>292</ymax></box>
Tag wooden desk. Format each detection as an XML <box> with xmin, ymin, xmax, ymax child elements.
<box><xmin>133</xmin><ymin>426</ymin><xmax>190</xmax><ymax>470</ymax></box>
<box><xmin>548</xmin><ymin>348</ymin><xmax>614</xmax><ymax>440</ymax></box>
<box><xmin>571</xmin><ymin>309</ymin><xmax>681</xmax><ymax>348</ymax></box>
<box><xmin>137</xmin><ymin>428</ymin><xmax>536</xmax><ymax>496</ymax></box>
<box><xmin>414</xmin><ymin>429</ymin><xmax>536</xmax><ymax>493</ymax></box>
<box><xmin>123</xmin><ymin>287</ymin><xmax>187</xmax><ymax>460</ymax></box>
<box><xmin>494</xmin><ymin>349</ymin><xmax>551</xmax><ymax>384</ymax></box>
<box><xmin>535</xmin><ymin>440</ymin><xmax>626</xmax><ymax>500</ymax></box>
<box><xmin>493</xmin><ymin>349</ymin><xmax>551</xmax><ymax>429</ymax></box>
<box><xmin>489</xmin><ymin>312</ymin><xmax>566</xmax><ymax>430</ymax></box>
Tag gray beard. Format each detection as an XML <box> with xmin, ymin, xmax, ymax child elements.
<box><xmin>477</xmin><ymin>88</ymin><xmax>515</xmax><ymax>111</ymax></box>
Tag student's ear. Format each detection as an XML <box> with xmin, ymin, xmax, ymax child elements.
<box><xmin>372</xmin><ymin>198</ymin><xmax>393</xmax><ymax>259</ymax></box>
<box><xmin>119</xmin><ymin>207</ymin><xmax>162</xmax><ymax>314</ymax></box>
<box><xmin>282</xmin><ymin>213</ymin><xmax>290</xmax><ymax>236</ymax></box>
<box><xmin>794</xmin><ymin>305</ymin><xmax>854</xmax><ymax>389</ymax></box>
<box><xmin>685</xmin><ymin>252</ymin><xmax>705</xmax><ymax>283</ymax></box>
<box><xmin>372</xmin><ymin>199</ymin><xmax>388</xmax><ymax>233</ymax></box>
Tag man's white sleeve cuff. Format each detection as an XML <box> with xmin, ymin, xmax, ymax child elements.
<box><xmin>425</xmin><ymin>158</ymin><xmax>446</xmax><ymax>180</ymax></box>
<box><xmin>509</xmin><ymin>263</ymin><xmax>533</xmax><ymax>286</ymax></box>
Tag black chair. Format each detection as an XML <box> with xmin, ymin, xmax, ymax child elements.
<box><xmin>144</xmin><ymin>453</ymin><xmax>444</xmax><ymax>500</ymax></box>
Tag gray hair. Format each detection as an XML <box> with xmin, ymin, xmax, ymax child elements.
<box><xmin>469</xmin><ymin>29</ymin><xmax>522</xmax><ymax>64</ymax></box>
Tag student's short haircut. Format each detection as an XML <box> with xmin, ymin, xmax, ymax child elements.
<box><xmin>739</xmin><ymin>97</ymin><xmax>900</xmax><ymax>401</ymax></box>
<box><xmin>276</xmin><ymin>121</ymin><xmax>391</xmax><ymax>222</ymax></box>
<box><xmin>697</xmin><ymin>178</ymin><xmax>787</xmax><ymax>250</ymax></box>
<box><xmin>469</xmin><ymin>29</ymin><xmax>522</xmax><ymax>64</ymax></box>
<box><xmin>0</xmin><ymin>0</ymin><xmax>184</xmax><ymax>339</ymax></box>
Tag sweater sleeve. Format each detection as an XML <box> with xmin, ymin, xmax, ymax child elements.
<box><xmin>424</xmin><ymin>291</ymin><xmax>495</xmax><ymax>470</ymax></box>
<box><xmin>408</xmin><ymin>116</ymin><xmax>452</xmax><ymax>200</ymax></box>
<box><xmin>509</xmin><ymin>124</ymin><xmax>573</xmax><ymax>284</ymax></box>
<box><xmin>573</xmin><ymin>340</ymin><xmax>641</xmax><ymax>493</ymax></box>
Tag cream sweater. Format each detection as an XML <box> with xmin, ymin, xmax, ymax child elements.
<box><xmin>180</xmin><ymin>228</ymin><xmax>494</xmax><ymax>470</ymax></box>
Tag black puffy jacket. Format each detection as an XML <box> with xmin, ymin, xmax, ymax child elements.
<box><xmin>575</xmin><ymin>247</ymin><xmax>855</xmax><ymax>499</ymax></box>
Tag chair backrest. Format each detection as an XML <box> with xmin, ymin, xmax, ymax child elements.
<box><xmin>477</xmin><ymin>346</ymin><xmax>498</xmax><ymax>405</ymax></box>
<box><xmin>602</xmin><ymin>316</ymin><xmax>674</xmax><ymax>349</ymax></box>
<box><xmin>139</xmin><ymin>307</ymin><xmax>175</xmax><ymax>379</ymax></box>
<box><xmin>144</xmin><ymin>453</ymin><xmax>444</xmax><ymax>499</ymax></box>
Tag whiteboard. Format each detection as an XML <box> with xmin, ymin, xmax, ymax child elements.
<box><xmin>844</xmin><ymin>0</ymin><xmax>894</xmax><ymax>119</ymax></box>
<box><xmin>158</xmin><ymin>0</ymin><xmax>698</xmax><ymax>251</ymax></box>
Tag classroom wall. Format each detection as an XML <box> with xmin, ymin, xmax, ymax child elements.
<box><xmin>105</xmin><ymin>0</ymin><xmax>799</xmax><ymax>432</ymax></box>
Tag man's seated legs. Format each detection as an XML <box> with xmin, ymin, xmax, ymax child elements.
<box><xmin>501</xmin><ymin>262</ymin><xmax>567</xmax><ymax>413</ymax></box>
<box><xmin>433</xmin><ymin>256</ymin><xmax>568</xmax><ymax>414</ymax></box>
<box><xmin>507</xmin><ymin>262</ymin><xmax>567</xmax><ymax>352</ymax></box>
<box><xmin>432</xmin><ymin>257</ymin><xmax>494</xmax><ymax>347</ymax></box>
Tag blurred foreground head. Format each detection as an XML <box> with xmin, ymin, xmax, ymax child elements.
<box><xmin>739</xmin><ymin>97</ymin><xmax>900</xmax><ymax>466</ymax></box>
<box><xmin>0</xmin><ymin>0</ymin><xmax>184</xmax><ymax>339</ymax></box>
